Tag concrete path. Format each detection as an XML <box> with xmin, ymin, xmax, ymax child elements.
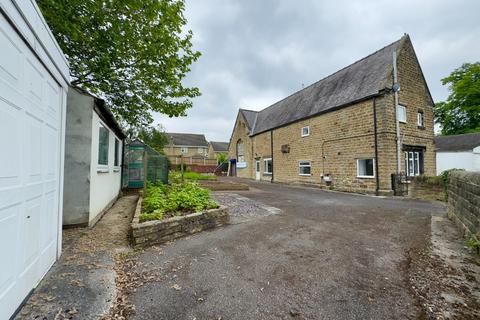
<box><xmin>15</xmin><ymin>195</ymin><xmax>138</xmax><ymax>320</ymax></box>
<box><xmin>125</xmin><ymin>180</ymin><xmax>444</xmax><ymax>320</ymax></box>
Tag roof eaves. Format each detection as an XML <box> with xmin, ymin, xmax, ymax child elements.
<box><xmin>250</xmin><ymin>92</ymin><xmax>382</xmax><ymax>136</ymax></box>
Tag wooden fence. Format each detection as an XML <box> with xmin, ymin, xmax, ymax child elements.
<box><xmin>168</xmin><ymin>156</ymin><xmax>218</xmax><ymax>166</ymax></box>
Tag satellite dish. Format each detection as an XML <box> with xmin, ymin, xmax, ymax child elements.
<box><xmin>392</xmin><ymin>83</ymin><xmax>401</xmax><ymax>92</ymax></box>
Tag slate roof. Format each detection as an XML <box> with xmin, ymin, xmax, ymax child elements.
<box><xmin>167</xmin><ymin>133</ymin><xmax>208</xmax><ymax>147</ymax></box>
<box><xmin>210</xmin><ymin>141</ymin><xmax>229</xmax><ymax>152</ymax></box>
<box><xmin>247</xmin><ymin>36</ymin><xmax>407</xmax><ymax>136</ymax></box>
<box><xmin>435</xmin><ymin>133</ymin><xmax>480</xmax><ymax>152</ymax></box>
<box><xmin>239</xmin><ymin>109</ymin><xmax>258</xmax><ymax>131</ymax></box>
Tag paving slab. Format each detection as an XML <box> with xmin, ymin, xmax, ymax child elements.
<box><xmin>15</xmin><ymin>195</ymin><xmax>138</xmax><ymax>320</ymax></box>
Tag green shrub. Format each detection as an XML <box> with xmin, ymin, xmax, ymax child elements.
<box><xmin>140</xmin><ymin>181</ymin><xmax>218</xmax><ymax>222</ymax></box>
<box><xmin>440</xmin><ymin>168</ymin><xmax>465</xmax><ymax>200</ymax></box>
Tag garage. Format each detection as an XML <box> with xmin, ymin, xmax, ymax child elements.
<box><xmin>0</xmin><ymin>1</ymin><xmax>69</xmax><ymax>318</ymax></box>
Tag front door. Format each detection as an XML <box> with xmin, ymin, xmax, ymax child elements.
<box><xmin>255</xmin><ymin>160</ymin><xmax>260</xmax><ymax>180</ymax></box>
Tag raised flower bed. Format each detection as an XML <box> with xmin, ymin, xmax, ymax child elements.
<box><xmin>130</xmin><ymin>182</ymin><xmax>229</xmax><ymax>248</ymax></box>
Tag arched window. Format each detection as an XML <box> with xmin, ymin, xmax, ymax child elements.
<box><xmin>237</xmin><ymin>139</ymin><xmax>245</xmax><ymax>163</ymax></box>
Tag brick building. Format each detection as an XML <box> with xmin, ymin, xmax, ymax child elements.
<box><xmin>228</xmin><ymin>35</ymin><xmax>436</xmax><ymax>195</ymax></box>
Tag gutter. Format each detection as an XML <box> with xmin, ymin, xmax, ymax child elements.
<box><xmin>270</xmin><ymin>130</ymin><xmax>274</xmax><ymax>183</ymax></box>
<box><xmin>373</xmin><ymin>97</ymin><xmax>380</xmax><ymax>195</ymax></box>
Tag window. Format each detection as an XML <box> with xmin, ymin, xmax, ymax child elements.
<box><xmin>417</xmin><ymin>110</ymin><xmax>424</xmax><ymax>127</ymax></box>
<box><xmin>301</xmin><ymin>126</ymin><xmax>310</xmax><ymax>137</ymax></box>
<box><xmin>98</xmin><ymin>124</ymin><xmax>109</xmax><ymax>166</ymax></box>
<box><xmin>180</xmin><ymin>147</ymin><xmax>188</xmax><ymax>154</ymax></box>
<box><xmin>237</xmin><ymin>140</ymin><xmax>245</xmax><ymax>163</ymax></box>
<box><xmin>114</xmin><ymin>138</ymin><xmax>120</xmax><ymax>167</ymax></box>
<box><xmin>264</xmin><ymin>158</ymin><xmax>272</xmax><ymax>174</ymax></box>
<box><xmin>299</xmin><ymin>161</ymin><xmax>311</xmax><ymax>176</ymax></box>
<box><xmin>198</xmin><ymin>147</ymin><xmax>204</xmax><ymax>154</ymax></box>
<box><xmin>357</xmin><ymin>158</ymin><xmax>375</xmax><ymax>178</ymax></box>
<box><xmin>404</xmin><ymin>151</ymin><xmax>424</xmax><ymax>177</ymax></box>
<box><xmin>397</xmin><ymin>105</ymin><xmax>407</xmax><ymax>123</ymax></box>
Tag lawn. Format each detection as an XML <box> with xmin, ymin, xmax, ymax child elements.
<box><xmin>171</xmin><ymin>171</ymin><xmax>217</xmax><ymax>181</ymax></box>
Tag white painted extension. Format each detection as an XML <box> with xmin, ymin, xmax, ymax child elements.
<box><xmin>0</xmin><ymin>1</ymin><xmax>69</xmax><ymax>318</ymax></box>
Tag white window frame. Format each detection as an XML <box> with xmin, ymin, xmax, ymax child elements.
<box><xmin>298</xmin><ymin>161</ymin><xmax>312</xmax><ymax>176</ymax></box>
<box><xmin>97</xmin><ymin>123</ymin><xmax>109</xmax><ymax>169</ymax></box>
<box><xmin>301</xmin><ymin>126</ymin><xmax>310</xmax><ymax>137</ymax></box>
<box><xmin>180</xmin><ymin>147</ymin><xmax>188</xmax><ymax>154</ymax></box>
<box><xmin>356</xmin><ymin>158</ymin><xmax>375</xmax><ymax>178</ymax></box>
<box><xmin>114</xmin><ymin>138</ymin><xmax>120</xmax><ymax>169</ymax></box>
<box><xmin>197</xmin><ymin>147</ymin><xmax>204</xmax><ymax>154</ymax></box>
<box><xmin>417</xmin><ymin>111</ymin><xmax>424</xmax><ymax>127</ymax></box>
<box><xmin>397</xmin><ymin>105</ymin><xmax>407</xmax><ymax>123</ymax></box>
<box><xmin>264</xmin><ymin>158</ymin><xmax>272</xmax><ymax>175</ymax></box>
<box><xmin>404</xmin><ymin>151</ymin><xmax>421</xmax><ymax>177</ymax></box>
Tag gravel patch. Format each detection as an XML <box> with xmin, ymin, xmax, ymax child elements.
<box><xmin>212</xmin><ymin>192</ymin><xmax>281</xmax><ymax>224</ymax></box>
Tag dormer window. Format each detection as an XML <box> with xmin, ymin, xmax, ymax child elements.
<box><xmin>301</xmin><ymin>126</ymin><xmax>310</xmax><ymax>137</ymax></box>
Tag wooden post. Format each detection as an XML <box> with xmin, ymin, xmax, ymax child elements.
<box><xmin>143</xmin><ymin>150</ymin><xmax>148</xmax><ymax>194</ymax></box>
<box><xmin>180</xmin><ymin>155</ymin><xmax>184</xmax><ymax>183</ymax></box>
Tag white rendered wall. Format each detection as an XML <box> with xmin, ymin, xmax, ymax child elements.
<box><xmin>436</xmin><ymin>151</ymin><xmax>477</xmax><ymax>175</ymax></box>
<box><xmin>89</xmin><ymin>111</ymin><xmax>122</xmax><ymax>224</ymax></box>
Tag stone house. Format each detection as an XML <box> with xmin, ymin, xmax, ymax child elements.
<box><xmin>208</xmin><ymin>141</ymin><xmax>229</xmax><ymax>160</ymax></box>
<box><xmin>164</xmin><ymin>133</ymin><xmax>209</xmax><ymax>158</ymax></box>
<box><xmin>228</xmin><ymin>35</ymin><xmax>436</xmax><ymax>195</ymax></box>
<box><xmin>435</xmin><ymin>133</ymin><xmax>480</xmax><ymax>174</ymax></box>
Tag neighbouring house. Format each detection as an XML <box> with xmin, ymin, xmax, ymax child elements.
<box><xmin>0</xmin><ymin>2</ymin><xmax>70</xmax><ymax>318</ymax></box>
<box><xmin>208</xmin><ymin>141</ymin><xmax>229</xmax><ymax>161</ymax></box>
<box><xmin>435</xmin><ymin>133</ymin><xmax>480</xmax><ymax>174</ymax></box>
<box><xmin>164</xmin><ymin>133</ymin><xmax>216</xmax><ymax>166</ymax></box>
<box><xmin>228</xmin><ymin>35</ymin><xmax>436</xmax><ymax>195</ymax></box>
<box><xmin>63</xmin><ymin>87</ymin><xmax>126</xmax><ymax>227</ymax></box>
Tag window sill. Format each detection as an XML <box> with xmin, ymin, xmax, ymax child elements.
<box><xmin>97</xmin><ymin>167</ymin><xmax>109</xmax><ymax>173</ymax></box>
<box><xmin>263</xmin><ymin>172</ymin><xmax>272</xmax><ymax>175</ymax></box>
<box><xmin>357</xmin><ymin>175</ymin><xmax>375</xmax><ymax>179</ymax></box>
<box><xmin>301</xmin><ymin>134</ymin><xmax>310</xmax><ymax>138</ymax></box>
<box><xmin>299</xmin><ymin>174</ymin><xmax>312</xmax><ymax>176</ymax></box>
<box><xmin>113</xmin><ymin>167</ymin><xmax>120</xmax><ymax>172</ymax></box>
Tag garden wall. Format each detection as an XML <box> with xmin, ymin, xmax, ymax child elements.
<box><xmin>131</xmin><ymin>198</ymin><xmax>229</xmax><ymax>248</ymax></box>
<box><xmin>447</xmin><ymin>171</ymin><xmax>480</xmax><ymax>241</ymax></box>
<box><xmin>408</xmin><ymin>177</ymin><xmax>445</xmax><ymax>201</ymax></box>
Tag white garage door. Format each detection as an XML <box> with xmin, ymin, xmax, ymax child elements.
<box><xmin>0</xmin><ymin>13</ymin><xmax>63</xmax><ymax>319</ymax></box>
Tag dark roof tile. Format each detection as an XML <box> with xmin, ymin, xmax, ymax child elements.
<box><xmin>249</xmin><ymin>36</ymin><xmax>405</xmax><ymax>135</ymax></box>
<box><xmin>167</xmin><ymin>133</ymin><xmax>208</xmax><ymax>147</ymax></box>
<box><xmin>435</xmin><ymin>133</ymin><xmax>480</xmax><ymax>152</ymax></box>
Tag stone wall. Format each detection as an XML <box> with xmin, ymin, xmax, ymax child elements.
<box><xmin>408</xmin><ymin>177</ymin><xmax>445</xmax><ymax>201</ymax></box>
<box><xmin>447</xmin><ymin>171</ymin><xmax>480</xmax><ymax>241</ymax></box>
<box><xmin>131</xmin><ymin>198</ymin><xmax>229</xmax><ymax>248</ymax></box>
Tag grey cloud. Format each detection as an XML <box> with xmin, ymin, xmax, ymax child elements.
<box><xmin>153</xmin><ymin>0</ymin><xmax>480</xmax><ymax>141</ymax></box>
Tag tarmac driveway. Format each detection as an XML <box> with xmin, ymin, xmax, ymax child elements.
<box><xmin>127</xmin><ymin>180</ymin><xmax>445</xmax><ymax>320</ymax></box>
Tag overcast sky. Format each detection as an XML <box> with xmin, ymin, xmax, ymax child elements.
<box><xmin>153</xmin><ymin>0</ymin><xmax>480</xmax><ymax>142</ymax></box>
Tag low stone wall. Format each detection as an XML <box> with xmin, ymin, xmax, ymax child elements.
<box><xmin>131</xmin><ymin>198</ymin><xmax>229</xmax><ymax>248</ymax></box>
<box><xmin>447</xmin><ymin>171</ymin><xmax>480</xmax><ymax>241</ymax></box>
<box><xmin>199</xmin><ymin>180</ymin><xmax>249</xmax><ymax>191</ymax></box>
<box><xmin>408</xmin><ymin>178</ymin><xmax>445</xmax><ymax>201</ymax></box>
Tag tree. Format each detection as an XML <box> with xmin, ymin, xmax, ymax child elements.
<box><xmin>133</xmin><ymin>125</ymin><xmax>169</xmax><ymax>154</ymax></box>
<box><xmin>217</xmin><ymin>152</ymin><xmax>228</xmax><ymax>164</ymax></box>
<box><xmin>435</xmin><ymin>62</ymin><xmax>480</xmax><ymax>135</ymax></box>
<box><xmin>37</xmin><ymin>0</ymin><xmax>201</xmax><ymax>127</ymax></box>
